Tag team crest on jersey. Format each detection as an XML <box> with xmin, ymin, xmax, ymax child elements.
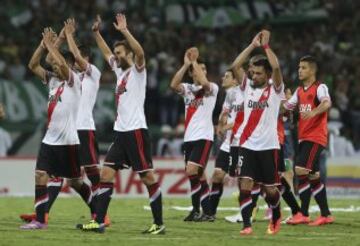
<box><xmin>185</xmin><ymin>98</ymin><xmax>204</xmax><ymax>108</ymax></box>
<box><xmin>116</xmin><ymin>84</ymin><xmax>127</xmax><ymax>95</ymax></box>
<box><xmin>49</xmin><ymin>95</ymin><xmax>61</xmax><ymax>103</ymax></box>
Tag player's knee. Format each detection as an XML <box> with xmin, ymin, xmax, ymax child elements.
<box><xmin>239</xmin><ymin>178</ymin><xmax>253</xmax><ymax>191</ymax></box>
<box><xmin>35</xmin><ymin>170</ymin><xmax>48</xmax><ymax>185</ymax></box>
<box><xmin>295</xmin><ymin>166</ymin><xmax>309</xmax><ymax>176</ymax></box>
<box><xmin>68</xmin><ymin>178</ymin><xmax>83</xmax><ymax>189</ymax></box>
<box><xmin>263</xmin><ymin>186</ymin><xmax>277</xmax><ymax>196</ymax></box>
<box><xmin>186</xmin><ymin>163</ymin><xmax>199</xmax><ymax>176</ymax></box>
<box><xmin>139</xmin><ymin>170</ymin><xmax>156</xmax><ymax>186</ymax></box>
<box><xmin>308</xmin><ymin>172</ymin><xmax>320</xmax><ymax>180</ymax></box>
<box><xmin>212</xmin><ymin>169</ymin><xmax>225</xmax><ymax>183</ymax></box>
<box><xmin>100</xmin><ymin>166</ymin><xmax>116</xmax><ymax>182</ymax></box>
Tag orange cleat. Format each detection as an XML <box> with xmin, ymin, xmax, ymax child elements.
<box><xmin>240</xmin><ymin>227</ymin><xmax>253</xmax><ymax>235</ymax></box>
<box><xmin>286</xmin><ymin>212</ymin><xmax>310</xmax><ymax>225</ymax></box>
<box><xmin>19</xmin><ymin>212</ymin><xmax>49</xmax><ymax>224</ymax></box>
<box><xmin>104</xmin><ymin>214</ymin><xmax>111</xmax><ymax>227</ymax></box>
<box><xmin>308</xmin><ymin>216</ymin><xmax>334</xmax><ymax>226</ymax></box>
<box><xmin>267</xmin><ymin>217</ymin><xmax>281</xmax><ymax>235</ymax></box>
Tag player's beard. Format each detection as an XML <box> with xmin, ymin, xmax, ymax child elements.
<box><xmin>118</xmin><ymin>57</ymin><xmax>130</xmax><ymax>70</ymax></box>
<box><xmin>251</xmin><ymin>80</ymin><xmax>267</xmax><ymax>89</ymax></box>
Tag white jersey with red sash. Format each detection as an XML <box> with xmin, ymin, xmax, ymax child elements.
<box><xmin>179</xmin><ymin>83</ymin><xmax>218</xmax><ymax>142</ymax></box>
<box><xmin>42</xmin><ymin>70</ymin><xmax>81</xmax><ymax>145</ymax></box>
<box><xmin>108</xmin><ymin>55</ymin><xmax>148</xmax><ymax>132</ymax></box>
<box><xmin>234</xmin><ymin>79</ymin><xmax>284</xmax><ymax>150</ymax></box>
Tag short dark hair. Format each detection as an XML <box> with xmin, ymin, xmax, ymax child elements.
<box><xmin>78</xmin><ymin>44</ymin><xmax>92</xmax><ymax>60</ymax></box>
<box><xmin>300</xmin><ymin>55</ymin><xmax>318</xmax><ymax>71</ymax></box>
<box><xmin>249</xmin><ymin>54</ymin><xmax>267</xmax><ymax>65</ymax></box>
<box><xmin>252</xmin><ymin>57</ymin><xmax>272</xmax><ymax>74</ymax></box>
<box><xmin>113</xmin><ymin>40</ymin><xmax>132</xmax><ymax>54</ymax></box>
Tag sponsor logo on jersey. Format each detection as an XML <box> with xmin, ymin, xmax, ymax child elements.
<box><xmin>299</xmin><ymin>103</ymin><xmax>312</xmax><ymax>112</ymax></box>
<box><xmin>248</xmin><ymin>100</ymin><xmax>268</xmax><ymax>109</ymax></box>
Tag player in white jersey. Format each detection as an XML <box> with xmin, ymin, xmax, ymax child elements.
<box><xmin>77</xmin><ymin>14</ymin><xmax>164</xmax><ymax>234</ymax></box>
<box><xmin>208</xmin><ymin>69</ymin><xmax>244</xmax><ymax>218</ymax></box>
<box><xmin>170</xmin><ymin>47</ymin><xmax>219</xmax><ymax>221</ymax></box>
<box><xmin>21</xmin><ymin>28</ymin><xmax>85</xmax><ymax>230</ymax></box>
<box><xmin>230</xmin><ymin>30</ymin><xmax>285</xmax><ymax>235</ymax></box>
<box><xmin>20</xmin><ymin>19</ymin><xmax>106</xmax><ymax>226</ymax></box>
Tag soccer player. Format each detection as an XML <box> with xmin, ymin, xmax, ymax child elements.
<box><xmin>231</xmin><ymin>30</ymin><xmax>284</xmax><ymax>235</ymax></box>
<box><xmin>20</xmin><ymin>19</ymin><xmax>104</xmax><ymax>225</ymax></box>
<box><xmin>170</xmin><ymin>47</ymin><xmax>219</xmax><ymax>221</ymax></box>
<box><xmin>21</xmin><ymin>27</ymin><xmax>84</xmax><ymax>229</ymax></box>
<box><xmin>77</xmin><ymin>14</ymin><xmax>164</xmax><ymax>234</ymax></box>
<box><xmin>283</xmin><ymin>55</ymin><xmax>334</xmax><ymax>226</ymax></box>
<box><xmin>209</xmin><ymin>70</ymin><xmax>244</xmax><ymax>218</ymax></box>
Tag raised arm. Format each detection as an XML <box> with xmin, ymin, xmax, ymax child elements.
<box><xmin>92</xmin><ymin>15</ymin><xmax>113</xmax><ymax>63</ymax></box>
<box><xmin>64</xmin><ymin>18</ymin><xmax>88</xmax><ymax>72</ymax></box>
<box><xmin>113</xmin><ymin>13</ymin><xmax>145</xmax><ymax>68</ymax></box>
<box><xmin>260</xmin><ymin>30</ymin><xmax>283</xmax><ymax>88</ymax></box>
<box><xmin>169</xmin><ymin>48</ymin><xmax>196</xmax><ymax>94</ymax></box>
<box><xmin>191</xmin><ymin>60</ymin><xmax>212</xmax><ymax>92</ymax></box>
<box><xmin>43</xmin><ymin>28</ymin><xmax>70</xmax><ymax>80</ymax></box>
<box><xmin>28</xmin><ymin>40</ymin><xmax>46</xmax><ymax>80</ymax></box>
<box><xmin>45</xmin><ymin>27</ymin><xmax>65</xmax><ymax>64</ymax></box>
<box><xmin>230</xmin><ymin>32</ymin><xmax>261</xmax><ymax>84</ymax></box>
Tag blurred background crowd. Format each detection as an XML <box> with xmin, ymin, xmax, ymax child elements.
<box><xmin>0</xmin><ymin>0</ymin><xmax>359</xmax><ymax>157</ymax></box>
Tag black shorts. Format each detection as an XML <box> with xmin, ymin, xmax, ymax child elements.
<box><xmin>78</xmin><ymin>130</ymin><xmax>99</xmax><ymax>166</ymax></box>
<box><xmin>278</xmin><ymin>145</ymin><xmax>285</xmax><ymax>173</ymax></box>
<box><xmin>184</xmin><ymin>140</ymin><xmax>212</xmax><ymax>168</ymax></box>
<box><xmin>36</xmin><ymin>143</ymin><xmax>81</xmax><ymax>178</ymax></box>
<box><xmin>238</xmin><ymin>147</ymin><xmax>280</xmax><ymax>185</ymax></box>
<box><xmin>104</xmin><ymin>129</ymin><xmax>153</xmax><ymax>172</ymax></box>
<box><xmin>215</xmin><ymin>150</ymin><xmax>230</xmax><ymax>173</ymax></box>
<box><xmin>296</xmin><ymin>141</ymin><xmax>324</xmax><ymax>172</ymax></box>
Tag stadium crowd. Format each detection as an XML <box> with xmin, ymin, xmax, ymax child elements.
<box><xmin>0</xmin><ymin>0</ymin><xmax>359</xmax><ymax>154</ymax></box>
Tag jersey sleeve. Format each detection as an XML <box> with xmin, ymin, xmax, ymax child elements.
<box><xmin>42</xmin><ymin>70</ymin><xmax>55</xmax><ymax>85</ymax></box>
<box><xmin>67</xmin><ymin>69</ymin><xmax>81</xmax><ymax>89</ymax></box>
<box><xmin>178</xmin><ymin>83</ymin><xmax>190</xmax><ymax>97</ymax></box>
<box><xmin>222</xmin><ymin>89</ymin><xmax>234</xmax><ymax>113</ymax></box>
<box><xmin>131</xmin><ymin>64</ymin><xmax>146</xmax><ymax>81</ymax></box>
<box><xmin>86</xmin><ymin>64</ymin><xmax>101</xmax><ymax>83</ymax></box>
<box><xmin>273</xmin><ymin>81</ymin><xmax>284</xmax><ymax>94</ymax></box>
<box><xmin>317</xmin><ymin>84</ymin><xmax>331</xmax><ymax>103</ymax></box>
<box><xmin>210</xmin><ymin>82</ymin><xmax>219</xmax><ymax>97</ymax></box>
<box><xmin>283</xmin><ymin>88</ymin><xmax>299</xmax><ymax>111</ymax></box>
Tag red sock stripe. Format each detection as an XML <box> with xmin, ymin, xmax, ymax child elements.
<box><xmin>199</xmin><ymin>141</ymin><xmax>211</xmax><ymax>166</ymax></box>
<box><xmin>135</xmin><ymin>130</ymin><xmax>149</xmax><ymax>170</ymax></box>
<box><xmin>306</xmin><ymin>143</ymin><xmax>319</xmax><ymax>170</ymax></box>
<box><xmin>88</xmin><ymin>131</ymin><xmax>98</xmax><ymax>164</ymax></box>
<box><xmin>35</xmin><ymin>194</ymin><xmax>48</xmax><ymax>203</ymax></box>
<box><xmin>147</xmin><ymin>183</ymin><xmax>160</xmax><ymax>197</ymax></box>
<box><xmin>100</xmin><ymin>183</ymin><xmax>114</xmax><ymax>189</ymax></box>
<box><xmin>240</xmin><ymin>197</ymin><xmax>252</xmax><ymax>206</ymax></box>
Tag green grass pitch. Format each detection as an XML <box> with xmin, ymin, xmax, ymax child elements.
<box><xmin>0</xmin><ymin>197</ymin><xmax>360</xmax><ymax>246</ymax></box>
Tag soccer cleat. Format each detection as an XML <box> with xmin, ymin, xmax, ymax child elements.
<box><xmin>20</xmin><ymin>220</ymin><xmax>47</xmax><ymax>230</ymax></box>
<box><xmin>142</xmin><ymin>224</ymin><xmax>166</xmax><ymax>235</ymax></box>
<box><xmin>76</xmin><ymin>220</ymin><xmax>105</xmax><ymax>233</ymax></box>
<box><xmin>308</xmin><ymin>216</ymin><xmax>334</xmax><ymax>226</ymax></box>
<box><xmin>20</xmin><ymin>213</ymin><xmax>49</xmax><ymax>224</ymax></box>
<box><xmin>183</xmin><ymin>210</ymin><xmax>201</xmax><ymax>222</ymax></box>
<box><xmin>286</xmin><ymin>212</ymin><xmax>310</xmax><ymax>225</ymax></box>
<box><xmin>104</xmin><ymin>214</ymin><xmax>111</xmax><ymax>227</ymax></box>
<box><xmin>194</xmin><ymin>214</ymin><xmax>215</xmax><ymax>222</ymax></box>
<box><xmin>240</xmin><ymin>227</ymin><xmax>253</xmax><ymax>235</ymax></box>
<box><xmin>267</xmin><ymin>217</ymin><xmax>281</xmax><ymax>235</ymax></box>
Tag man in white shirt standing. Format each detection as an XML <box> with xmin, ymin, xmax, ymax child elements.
<box><xmin>170</xmin><ymin>48</ymin><xmax>219</xmax><ymax>221</ymax></box>
<box><xmin>77</xmin><ymin>14</ymin><xmax>164</xmax><ymax>234</ymax></box>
